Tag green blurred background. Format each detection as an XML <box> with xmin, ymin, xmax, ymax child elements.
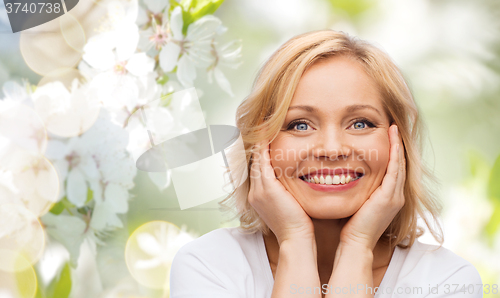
<box><xmin>148</xmin><ymin>0</ymin><xmax>500</xmax><ymax>289</ymax></box>
<box><xmin>134</xmin><ymin>0</ymin><xmax>500</xmax><ymax>292</ymax></box>
<box><xmin>128</xmin><ymin>0</ymin><xmax>500</xmax><ymax>297</ymax></box>
<box><xmin>1</xmin><ymin>0</ymin><xmax>499</xmax><ymax>296</ymax></box>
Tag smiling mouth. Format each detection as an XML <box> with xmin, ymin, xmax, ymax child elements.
<box><xmin>299</xmin><ymin>172</ymin><xmax>364</xmax><ymax>185</ymax></box>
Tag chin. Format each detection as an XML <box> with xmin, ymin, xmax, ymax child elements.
<box><xmin>302</xmin><ymin>200</ymin><xmax>361</xmax><ymax>220</ymax></box>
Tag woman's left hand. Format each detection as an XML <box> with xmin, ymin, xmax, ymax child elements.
<box><xmin>339</xmin><ymin>124</ymin><xmax>406</xmax><ymax>251</ymax></box>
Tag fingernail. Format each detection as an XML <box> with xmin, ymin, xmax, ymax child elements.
<box><xmin>395</xmin><ymin>125</ymin><xmax>398</xmax><ymax>136</ymax></box>
<box><xmin>396</xmin><ymin>144</ymin><xmax>400</xmax><ymax>152</ymax></box>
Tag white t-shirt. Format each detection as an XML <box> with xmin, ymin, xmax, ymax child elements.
<box><xmin>170</xmin><ymin>227</ymin><xmax>483</xmax><ymax>298</ymax></box>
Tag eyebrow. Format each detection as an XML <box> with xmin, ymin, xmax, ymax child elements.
<box><xmin>288</xmin><ymin>104</ymin><xmax>382</xmax><ymax>116</ymax></box>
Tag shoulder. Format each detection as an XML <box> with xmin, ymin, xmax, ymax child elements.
<box><xmin>403</xmin><ymin>239</ymin><xmax>481</xmax><ymax>276</ymax></box>
<box><xmin>172</xmin><ymin>226</ymin><xmax>258</xmax><ymax>262</ymax></box>
<box><xmin>170</xmin><ymin>227</ymin><xmax>261</xmax><ymax>296</ymax></box>
<box><xmin>397</xmin><ymin>239</ymin><xmax>482</xmax><ymax>294</ymax></box>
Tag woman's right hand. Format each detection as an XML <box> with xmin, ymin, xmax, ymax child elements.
<box><xmin>247</xmin><ymin>141</ymin><xmax>315</xmax><ymax>245</ymax></box>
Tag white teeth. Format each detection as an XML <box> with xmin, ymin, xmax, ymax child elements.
<box><xmin>304</xmin><ymin>173</ymin><xmax>362</xmax><ymax>185</ymax></box>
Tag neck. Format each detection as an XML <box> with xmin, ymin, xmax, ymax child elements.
<box><xmin>263</xmin><ymin>218</ymin><xmax>394</xmax><ymax>284</ymax></box>
<box><xmin>312</xmin><ymin>218</ymin><xmax>345</xmax><ymax>278</ymax></box>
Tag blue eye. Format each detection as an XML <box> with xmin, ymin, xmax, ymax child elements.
<box><xmin>353</xmin><ymin>121</ymin><xmax>366</xmax><ymax>129</ymax></box>
<box><xmin>286</xmin><ymin>118</ymin><xmax>375</xmax><ymax>132</ymax></box>
<box><xmin>286</xmin><ymin>120</ymin><xmax>312</xmax><ymax>132</ymax></box>
<box><xmin>350</xmin><ymin>118</ymin><xmax>376</xmax><ymax>130</ymax></box>
<box><xmin>296</xmin><ymin>123</ymin><xmax>308</xmax><ymax>130</ymax></box>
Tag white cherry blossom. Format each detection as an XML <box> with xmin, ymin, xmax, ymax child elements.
<box><xmin>82</xmin><ymin>1</ymin><xmax>154</xmax><ymax>112</ymax></box>
<box><xmin>137</xmin><ymin>0</ymin><xmax>169</xmax><ymax>28</ymax></box>
<box><xmin>158</xmin><ymin>6</ymin><xmax>224</xmax><ymax>87</ymax></box>
<box><xmin>32</xmin><ymin>80</ymin><xmax>101</xmax><ymax>137</ymax></box>
<box><xmin>46</xmin><ymin>110</ymin><xmax>136</xmax><ymax>231</ymax></box>
<box><xmin>0</xmin><ymin>0</ymin><xmax>242</xmax><ymax>292</ymax></box>
<box><xmin>207</xmin><ymin>39</ymin><xmax>243</xmax><ymax>97</ymax></box>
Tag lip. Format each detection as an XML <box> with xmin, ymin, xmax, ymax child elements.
<box><xmin>299</xmin><ymin>168</ymin><xmax>363</xmax><ymax>178</ymax></box>
<box><xmin>300</xmin><ymin>175</ymin><xmax>363</xmax><ymax>192</ymax></box>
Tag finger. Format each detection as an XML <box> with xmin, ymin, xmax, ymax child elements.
<box><xmin>379</xmin><ymin>124</ymin><xmax>400</xmax><ymax>199</ymax></box>
<box><xmin>260</xmin><ymin>141</ymin><xmax>278</xmax><ymax>187</ymax></box>
<box><xmin>392</xmin><ymin>129</ymin><xmax>406</xmax><ymax>211</ymax></box>
<box><xmin>249</xmin><ymin>143</ymin><xmax>263</xmax><ymax>196</ymax></box>
<box><xmin>394</xmin><ymin>136</ymin><xmax>406</xmax><ymax>197</ymax></box>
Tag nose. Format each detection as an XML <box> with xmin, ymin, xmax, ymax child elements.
<box><xmin>311</xmin><ymin>126</ymin><xmax>352</xmax><ymax>161</ymax></box>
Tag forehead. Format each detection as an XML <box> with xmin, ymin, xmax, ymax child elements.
<box><xmin>290</xmin><ymin>56</ymin><xmax>384</xmax><ymax>116</ymax></box>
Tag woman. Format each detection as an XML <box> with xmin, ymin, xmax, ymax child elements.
<box><xmin>170</xmin><ymin>30</ymin><xmax>482</xmax><ymax>298</ymax></box>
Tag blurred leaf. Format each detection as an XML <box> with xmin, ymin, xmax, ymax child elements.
<box><xmin>326</xmin><ymin>0</ymin><xmax>376</xmax><ymax>19</ymax></box>
<box><xmin>484</xmin><ymin>153</ymin><xmax>500</xmax><ymax>245</ymax></box>
<box><xmin>62</xmin><ymin>197</ymin><xmax>76</xmax><ymax>209</ymax></box>
<box><xmin>15</xmin><ymin>262</ymin><xmax>37</xmax><ymax>298</ymax></box>
<box><xmin>77</xmin><ymin>206</ymin><xmax>90</xmax><ymax>215</ymax></box>
<box><xmin>160</xmin><ymin>92</ymin><xmax>174</xmax><ymax>107</ymax></box>
<box><xmin>49</xmin><ymin>200</ymin><xmax>65</xmax><ymax>215</ymax></box>
<box><xmin>46</xmin><ymin>262</ymin><xmax>72</xmax><ymax>298</ymax></box>
<box><xmin>35</xmin><ymin>287</ymin><xmax>43</xmax><ymax>298</ymax></box>
<box><xmin>468</xmin><ymin>149</ymin><xmax>491</xmax><ymax>179</ymax></box>
<box><xmin>86</xmin><ymin>187</ymin><xmax>93</xmax><ymax>204</ymax></box>
<box><xmin>156</xmin><ymin>74</ymin><xmax>170</xmax><ymax>85</ymax></box>
<box><xmin>34</xmin><ymin>266</ymin><xmax>46</xmax><ymax>298</ymax></box>
<box><xmin>180</xmin><ymin>0</ymin><xmax>194</xmax><ymax>11</ymax></box>
<box><xmin>49</xmin><ymin>197</ymin><xmax>76</xmax><ymax>215</ymax></box>
<box><xmin>181</xmin><ymin>0</ymin><xmax>225</xmax><ymax>34</ymax></box>
<box><xmin>484</xmin><ymin>201</ymin><xmax>500</xmax><ymax>244</ymax></box>
<box><xmin>190</xmin><ymin>0</ymin><xmax>224</xmax><ymax>20</ymax></box>
<box><xmin>487</xmin><ymin>153</ymin><xmax>500</xmax><ymax>201</ymax></box>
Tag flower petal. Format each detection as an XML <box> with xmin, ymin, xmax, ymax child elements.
<box><xmin>90</xmin><ymin>203</ymin><xmax>123</xmax><ymax>230</ymax></box>
<box><xmin>176</xmin><ymin>55</ymin><xmax>197</xmax><ymax>87</ymax></box>
<box><xmin>213</xmin><ymin>67</ymin><xmax>234</xmax><ymax>97</ymax></box>
<box><xmin>80</xmin><ymin>157</ymin><xmax>99</xmax><ymax>179</ymax></box>
<box><xmin>170</xmin><ymin>6</ymin><xmax>184</xmax><ymax>40</ymax></box>
<box><xmin>44</xmin><ymin>140</ymin><xmax>70</xmax><ymax>160</ymax></box>
<box><xmin>136</xmin><ymin>6</ymin><xmax>149</xmax><ymax>26</ymax></box>
<box><xmin>115</xmin><ymin>23</ymin><xmax>140</xmax><ymax>62</ymax></box>
<box><xmin>186</xmin><ymin>15</ymin><xmax>221</xmax><ymax>41</ymax></box>
<box><xmin>148</xmin><ymin>170</ymin><xmax>171</xmax><ymax>191</ymax></box>
<box><xmin>144</xmin><ymin>0</ymin><xmax>169</xmax><ymax>14</ymax></box>
<box><xmin>207</xmin><ymin>69</ymin><xmax>214</xmax><ymax>84</ymax></box>
<box><xmin>126</xmin><ymin>53</ymin><xmax>155</xmax><ymax>76</ymax></box>
<box><xmin>2</xmin><ymin>81</ymin><xmax>26</xmax><ymax>102</ymax></box>
<box><xmin>137</xmin><ymin>28</ymin><xmax>155</xmax><ymax>52</ymax></box>
<box><xmin>89</xmin><ymin>72</ymin><xmax>139</xmax><ymax>110</ymax></box>
<box><xmin>82</xmin><ymin>33</ymin><xmax>116</xmax><ymax>70</ymax></box>
<box><xmin>216</xmin><ymin>24</ymin><xmax>227</xmax><ymax>35</ymax></box>
<box><xmin>159</xmin><ymin>42</ymin><xmax>181</xmax><ymax>72</ymax></box>
<box><xmin>66</xmin><ymin>169</ymin><xmax>87</xmax><ymax>207</ymax></box>
<box><xmin>41</xmin><ymin>213</ymin><xmax>86</xmax><ymax>266</ymax></box>
<box><xmin>104</xmin><ymin>183</ymin><xmax>128</xmax><ymax>214</ymax></box>
<box><xmin>161</xmin><ymin>8</ymin><xmax>169</xmax><ymax>26</ymax></box>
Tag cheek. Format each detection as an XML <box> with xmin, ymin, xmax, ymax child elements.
<box><xmin>270</xmin><ymin>135</ymin><xmax>307</xmax><ymax>178</ymax></box>
<box><xmin>354</xmin><ymin>133</ymin><xmax>390</xmax><ymax>175</ymax></box>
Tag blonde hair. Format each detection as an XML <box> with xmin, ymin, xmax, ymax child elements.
<box><xmin>219</xmin><ymin>29</ymin><xmax>444</xmax><ymax>250</ymax></box>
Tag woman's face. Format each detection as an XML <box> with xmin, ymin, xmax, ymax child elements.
<box><xmin>270</xmin><ymin>55</ymin><xmax>392</xmax><ymax>219</ymax></box>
